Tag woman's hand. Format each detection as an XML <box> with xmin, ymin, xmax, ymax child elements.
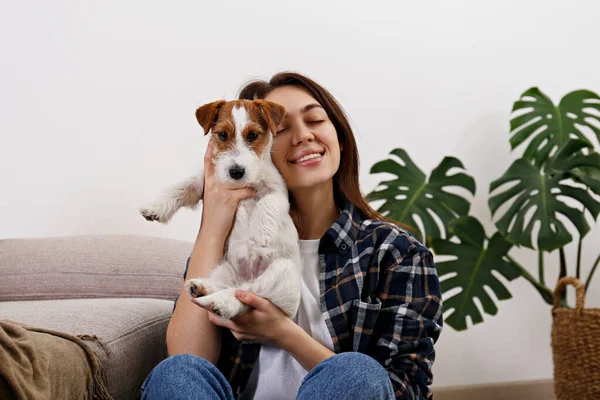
<box><xmin>195</xmin><ymin>290</ymin><xmax>336</xmax><ymax>371</ymax></box>
<box><xmin>199</xmin><ymin>139</ymin><xmax>255</xmax><ymax>242</ymax></box>
<box><xmin>201</xmin><ymin>290</ymin><xmax>295</xmax><ymax>346</ymax></box>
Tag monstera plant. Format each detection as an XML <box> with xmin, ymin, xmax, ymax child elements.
<box><xmin>367</xmin><ymin>88</ymin><xmax>600</xmax><ymax>331</ymax></box>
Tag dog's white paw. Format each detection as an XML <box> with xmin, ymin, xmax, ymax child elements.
<box><xmin>193</xmin><ymin>290</ymin><xmax>249</xmax><ymax>320</ymax></box>
<box><xmin>184</xmin><ymin>278</ymin><xmax>214</xmax><ymax>298</ymax></box>
<box><xmin>140</xmin><ymin>204</ymin><xmax>170</xmax><ymax>223</ymax></box>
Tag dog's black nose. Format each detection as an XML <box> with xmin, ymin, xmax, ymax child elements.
<box><xmin>229</xmin><ymin>165</ymin><xmax>245</xmax><ymax>180</ymax></box>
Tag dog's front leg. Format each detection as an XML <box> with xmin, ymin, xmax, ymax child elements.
<box><xmin>245</xmin><ymin>257</ymin><xmax>301</xmax><ymax>318</ymax></box>
<box><xmin>248</xmin><ymin>193</ymin><xmax>288</xmax><ymax>248</ymax></box>
<box><xmin>184</xmin><ymin>260</ymin><xmax>237</xmax><ymax>298</ymax></box>
<box><xmin>140</xmin><ymin>169</ymin><xmax>204</xmax><ymax>223</ymax></box>
<box><xmin>186</xmin><ymin>260</ymin><xmax>249</xmax><ymax>320</ymax></box>
<box><xmin>192</xmin><ymin>288</ymin><xmax>250</xmax><ymax>320</ymax></box>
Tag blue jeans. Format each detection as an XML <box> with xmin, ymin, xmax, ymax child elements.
<box><xmin>141</xmin><ymin>352</ymin><xmax>395</xmax><ymax>400</ymax></box>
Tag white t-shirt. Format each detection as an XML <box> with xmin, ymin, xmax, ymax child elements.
<box><xmin>239</xmin><ymin>239</ymin><xmax>334</xmax><ymax>399</ymax></box>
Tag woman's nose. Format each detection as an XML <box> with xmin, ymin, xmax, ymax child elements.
<box><xmin>292</xmin><ymin>123</ymin><xmax>314</xmax><ymax>146</ymax></box>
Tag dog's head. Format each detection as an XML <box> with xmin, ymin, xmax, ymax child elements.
<box><xmin>195</xmin><ymin>99</ymin><xmax>285</xmax><ymax>188</ymax></box>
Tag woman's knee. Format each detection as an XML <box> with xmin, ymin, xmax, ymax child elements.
<box><xmin>299</xmin><ymin>352</ymin><xmax>394</xmax><ymax>400</ymax></box>
<box><xmin>323</xmin><ymin>352</ymin><xmax>389</xmax><ymax>386</ymax></box>
<box><xmin>142</xmin><ymin>354</ymin><xmax>233</xmax><ymax>400</ymax></box>
<box><xmin>153</xmin><ymin>353</ymin><xmax>211</xmax><ymax>373</ymax></box>
<box><xmin>145</xmin><ymin>354</ymin><xmax>211</xmax><ymax>383</ymax></box>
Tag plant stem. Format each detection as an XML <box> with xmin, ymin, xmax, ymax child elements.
<box><xmin>538</xmin><ymin>250</ymin><xmax>545</xmax><ymax>286</ymax></box>
<box><xmin>576</xmin><ymin>237</ymin><xmax>583</xmax><ymax>280</ymax></box>
<box><xmin>585</xmin><ymin>252</ymin><xmax>600</xmax><ymax>293</ymax></box>
<box><xmin>576</xmin><ymin>204</ymin><xmax>585</xmax><ymax>281</ymax></box>
<box><xmin>507</xmin><ymin>255</ymin><xmax>554</xmax><ymax>305</ymax></box>
<box><xmin>559</xmin><ymin>248</ymin><xmax>567</xmax><ymax>304</ymax></box>
<box><xmin>559</xmin><ymin>248</ymin><xmax>567</xmax><ymax>279</ymax></box>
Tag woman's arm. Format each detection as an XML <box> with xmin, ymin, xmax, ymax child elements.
<box><xmin>372</xmin><ymin>245</ymin><xmax>443</xmax><ymax>399</ymax></box>
<box><xmin>201</xmin><ymin>290</ymin><xmax>335</xmax><ymax>371</ymax></box>
<box><xmin>277</xmin><ymin>320</ymin><xmax>335</xmax><ymax>371</ymax></box>
<box><xmin>165</xmin><ymin>232</ymin><xmax>226</xmax><ymax>363</ymax></box>
<box><xmin>165</xmin><ymin>139</ymin><xmax>255</xmax><ymax>363</ymax></box>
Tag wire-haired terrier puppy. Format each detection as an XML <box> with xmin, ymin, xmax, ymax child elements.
<box><xmin>140</xmin><ymin>99</ymin><xmax>301</xmax><ymax>320</ymax></box>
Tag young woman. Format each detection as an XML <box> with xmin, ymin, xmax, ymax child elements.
<box><xmin>142</xmin><ymin>72</ymin><xmax>443</xmax><ymax>400</ymax></box>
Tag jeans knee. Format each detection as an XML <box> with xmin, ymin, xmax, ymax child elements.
<box><xmin>143</xmin><ymin>355</ymin><xmax>199</xmax><ymax>392</ymax></box>
<box><xmin>299</xmin><ymin>352</ymin><xmax>394</xmax><ymax>400</ymax></box>
<box><xmin>160</xmin><ymin>354</ymin><xmax>212</xmax><ymax>371</ymax></box>
<box><xmin>324</xmin><ymin>353</ymin><xmax>390</xmax><ymax>388</ymax></box>
<box><xmin>147</xmin><ymin>354</ymin><xmax>211</xmax><ymax>380</ymax></box>
<box><xmin>142</xmin><ymin>354</ymin><xmax>232</xmax><ymax>400</ymax></box>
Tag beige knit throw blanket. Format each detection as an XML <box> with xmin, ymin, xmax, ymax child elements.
<box><xmin>0</xmin><ymin>320</ymin><xmax>112</xmax><ymax>400</ymax></box>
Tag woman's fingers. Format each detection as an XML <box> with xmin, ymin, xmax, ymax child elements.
<box><xmin>198</xmin><ymin>137</ymin><xmax>255</xmax><ymax>238</ymax></box>
<box><xmin>204</xmin><ymin>138</ymin><xmax>215</xmax><ymax>177</ymax></box>
<box><xmin>207</xmin><ymin>311</ymin><xmax>241</xmax><ymax>330</ymax></box>
<box><xmin>232</xmin><ymin>187</ymin><xmax>256</xmax><ymax>202</ymax></box>
<box><xmin>204</xmin><ymin>137</ymin><xmax>254</xmax><ymax>202</ymax></box>
<box><xmin>234</xmin><ymin>290</ymin><xmax>267</xmax><ymax>310</ymax></box>
<box><xmin>207</xmin><ymin>312</ymin><xmax>253</xmax><ymax>342</ymax></box>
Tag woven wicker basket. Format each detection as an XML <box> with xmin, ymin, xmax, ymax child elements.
<box><xmin>551</xmin><ymin>277</ymin><xmax>600</xmax><ymax>399</ymax></box>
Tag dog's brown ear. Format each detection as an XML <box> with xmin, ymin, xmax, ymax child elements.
<box><xmin>195</xmin><ymin>100</ymin><xmax>226</xmax><ymax>134</ymax></box>
<box><xmin>255</xmin><ymin>100</ymin><xmax>286</xmax><ymax>135</ymax></box>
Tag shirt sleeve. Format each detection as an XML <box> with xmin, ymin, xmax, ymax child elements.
<box><xmin>371</xmin><ymin>238</ymin><xmax>443</xmax><ymax>399</ymax></box>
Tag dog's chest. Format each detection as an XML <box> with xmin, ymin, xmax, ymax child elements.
<box><xmin>233</xmin><ymin>195</ymin><xmax>277</xmax><ymax>230</ymax></box>
<box><xmin>234</xmin><ymin>197</ymin><xmax>258</xmax><ymax>226</ymax></box>
<box><xmin>227</xmin><ymin>196</ymin><xmax>265</xmax><ymax>253</ymax></box>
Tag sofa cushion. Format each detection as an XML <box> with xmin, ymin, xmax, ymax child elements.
<box><xmin>0</xmin><ymin>235</ymin><xmax>191</xmax><ymax>302</ymax></box>
<box><xmin>0</xmin><ymin>298</ymin><xmax>174</xmax><ymax>400</ymax></box>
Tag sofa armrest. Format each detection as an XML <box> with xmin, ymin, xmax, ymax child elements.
<box><xmin>0</xmin><ymin>298</ymin><xmax>174</xmax><ymax>400</ymax></box>
<box><xmin>0</xmin><ymin>235</ymin><xmax>191</xmax><ymax>302</ymax></box>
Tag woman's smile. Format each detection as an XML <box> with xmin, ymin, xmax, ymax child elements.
<box><xmin>265</xmin><ymin>86</ymin><xmax>341</xmax><ymax>193</ymax></box>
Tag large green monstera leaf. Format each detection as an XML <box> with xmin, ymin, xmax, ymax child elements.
<box><xmin>489</xmin><ymin>139</ymin><xmax>600</xmax><ymax>252</ymax></box>
<box><xmin>510</xmin><ymin>88</ymin><xmax>600</xmax><ymax>168</ymax></box>
<box><xmin>367</xmin><ymin>148</ymin><xmax>475</xmax><ymax>242</ymax></box>
<box><xmin>432</xmin><ymin>217</ymin><xmax>522</xmax><ymax>331</ymax></box>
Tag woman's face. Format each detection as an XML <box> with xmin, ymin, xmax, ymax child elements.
<box><xmin>265</xmin><ymin>86</ymin><xmax>341</xmax><ymax>193</ymax></box>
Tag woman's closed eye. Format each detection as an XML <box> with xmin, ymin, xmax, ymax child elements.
<box><xmin>276</xmin><ymin>119</ymin><xmax>325</xmax><ymax>135</ymax></box>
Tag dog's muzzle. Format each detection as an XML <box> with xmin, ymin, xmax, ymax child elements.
<box><xmin>229</xmin><ymin>165</ymin><xmax>245</xmax><ymax>180</ymax></box>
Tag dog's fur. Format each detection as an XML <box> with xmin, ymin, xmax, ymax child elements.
<box><xmin>140</xmin><ymin>99</ymin><xmax>302</xmax><ymax>320</ymax></box>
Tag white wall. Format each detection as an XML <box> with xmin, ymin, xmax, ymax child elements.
<box><xmin>1</xmin><ymin>0</ymin><xmax>599</xmax><ymax>388</ymax></box>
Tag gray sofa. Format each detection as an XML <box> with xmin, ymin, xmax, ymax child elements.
<box><xmin>0</xmin><ymin>235</ymin><xmax>556</xmax><ymax>400</ymax></box>
<box><xmin>0</xmin><ymin>235</ymin><xmax>192</xmax><ymax>400</ymax></box>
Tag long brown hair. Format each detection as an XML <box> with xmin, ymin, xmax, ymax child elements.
<box><xmin>238</xmin><ymin>71</ymin><xmax>410</xmax><ymax>231</ymax></box>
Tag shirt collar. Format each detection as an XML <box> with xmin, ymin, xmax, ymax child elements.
<box><xmin>321</xmin><ymin>199</ymin><xmax>364</xmax><ymax>252</ymax></box>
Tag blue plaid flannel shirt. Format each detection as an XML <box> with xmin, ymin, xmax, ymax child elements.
<box><xmin>177</xmin><ymin>200</ymin><xmax>443</xmax><ymax>399</ymax></box>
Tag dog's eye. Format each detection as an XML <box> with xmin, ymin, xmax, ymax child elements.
<box><xmin>218</xmin><ymin>132</ymin><xmax>228</xmax><ymax>141</ymax></box>
<box><xmin>247</xmin><ymin>132</ymin><xmax>259</xmax><ymax>142</ymax></box>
